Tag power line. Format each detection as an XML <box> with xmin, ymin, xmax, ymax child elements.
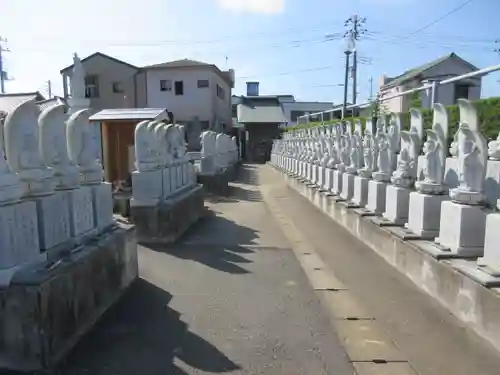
<box><xmin>409</xmin><ymin>0</ymin><xmax>476</xmax><ymax>35</ymax></box>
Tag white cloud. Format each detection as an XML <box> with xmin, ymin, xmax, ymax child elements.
<box><xmin>217</xmin><ymin>0</ymin><xmax>285</xmax><ymax>14</ymax></box>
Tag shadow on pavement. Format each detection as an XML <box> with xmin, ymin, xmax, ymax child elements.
<box><xmin>59</xmin><ymin>278</ymin><xmax>240</xmax><ymax>375</ymax></box>
<box><xmin>146</xmin><ymin>214</ymin><xmax>257</xmax><ymax>275</ymax></box>
<box><xmin>235</xmin><ymin>165</ymin><xmax>259</xmax><ymax>185</ymax></box>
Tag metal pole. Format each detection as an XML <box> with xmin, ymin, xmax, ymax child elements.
<box><xmin>352</xmin><ymin>49</ymin><xmax>357</xmax><ymax>116</ymax></box>
<box><xmin>430</xmin><ymin>81</ymin><xmax>437</xmax><ymax>107</ymax></box>
<box><xmin>0</xmin><ymin>43</ymin><xmax>4</xmax><ymax>94</ymax></box>
<box><xmin>342</xmin><ymin>51</ymin><xmax>351</xmax><ymax>119</ymax></box>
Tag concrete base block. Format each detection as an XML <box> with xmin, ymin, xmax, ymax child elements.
<box><xmin>131</xmin><ymin>184</ymin><xmax>205</xmax><ymax>244</ymax></box>
<box><xmin>386</xmin><ymin>226</ymin><xmax>423</xmax><ymax>241</ymax></box>
<box><xmin>367</xmin><ymin>215</ymin><xmax>401</xmax><ymax>227</ymax></box>
<box><xmin>0</xmin><ymin>222</ymin><xmax>137</xmax><ymax>372</ymax></box>
<box><xmin>352</xmin><ymin>176</ymin><xmax>369</xmax><ymax>207</ymax></box>
<box><xmin>452</xmin><ymin>259</ymin><xmax>500</xmax><ymax>287</ymax></box>
<box><xmin>435</xmin><ymin>201</ymin><xmax>488</xmax><ymax>257</ymax></box>
<box><xmin>332</xmin><ymin>170</ymin><xmax>343</xmax><ymax>195</ymax></box>
<box><xmin>366</xmin><ymin>180</ymin><xmax>388</xmax><ymax>215</ymax></box>
<box><xmin>340</xmin><ymin>173</ymin><xmax>355</xmax><ymax>201</ymax></box>
<box><xmin>382</xmin><ymin>185</ymin><xmax>411</xmax><ymax>226</ymax></box>
<box><xmin>198</xmin><ymin>167</ymin><xmax>235</xmax><ymax>196</ymax></box>
<box><xmin>406</xmin><ymin>192</ymin><xmax>449</xmax><ymax>240</ymax></box>
<box><xmin>353</xmin><ymin>208</ymin><xmax>378</xmax><ymax>217</ymax></box>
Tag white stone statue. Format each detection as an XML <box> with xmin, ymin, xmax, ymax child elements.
<box><xmin>39</xmin><ymin>103</ymin><xmax>80</xmax><ymax>189</ymax></box>
<box><xmin>70</xmin><ymin>53</ymin><xmax>86</xmax><ymax>99</ymax></box>
<box><xmin>449</xmin><ymin>131</ymin><xmax>459</xmax><ymax>158</ymax></box>
<box><xmin>175</xmin><ymin>124</ymin><xmax>187</xmax><ymax>159</ymax></box>
<box><xmin>372</xmin><ymin>133</ymin><xmax>392</xmax><ymax>182</ymax></box>
<box><xmin>67</xmin><ymin>108</ymin><xmax>104</xmax><ymax>184</ymax></box>
<box><xmin>450</xmin><ymin>99</ymin><xmax>488</xmax><ymax>204</ymax></box>
<box><xmin>390</xmin><ymin>109</ymin><xmax>423</xmax><ymax>188</ymax></box>
<box><xmin>134</xmin><ymin>120</ymin><xmax>158</xmax><ymax>171</ymax></box>
<box><xmin>147</xmin><ymin>121</ymin><xmax>161</xmax><ymax>164</ymax></box>
<box><xmin>416</xmin><ymin>103</ymin><xmax>449</xmax><ymax>194</ymax></box>
<box><xmin>487</xmin><ymin>132</ymin><xmax>500</xmax><ymax>160</ymax></box>
<box><xmin>4</xmin><ymin>98</ymin><xmax>55</xmax><ymax>196</ymax></box>
<box><xmin>0</xmin><ymin>110</ymin><xmax>23</xmax><ymax>203</ymax></box>
<box><xmin>154</xmin><ymin>122</ymin><xmax>169</xmax><ymax>167</ymax></box>
<box><xmin>387</xmin><ymin>114</ymin><xmax>402</xmax><ymax>170</ymax></box>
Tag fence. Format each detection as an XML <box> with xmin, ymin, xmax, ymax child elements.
<box><xmin>297</xmin><ymin>63</ymin><xmax>500</xmax><ymax>127</ymax></box>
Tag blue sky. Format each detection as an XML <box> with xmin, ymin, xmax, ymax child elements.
<box><xmin>0</xmin><ymin>0</ymin><xmax>498</xmax><ymax>105</ymax></box>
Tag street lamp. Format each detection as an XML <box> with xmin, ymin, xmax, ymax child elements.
<box><xmin>342</xmin><ymin>34</ymin><xmax>355</xmax><ymax>119</ymax></box>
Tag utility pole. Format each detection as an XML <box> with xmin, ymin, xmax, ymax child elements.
<box><xmin>344</xmin><ymin>15</ymin><xmax>367</xmax><ymax>115</ymax></box>
<box><xmin>47</xmin><ymin>80</ymin><xmax>52</xmax><ymax>98</ymax></box>
<box><xmin>0</xmin><ymin>37</ymin><xmax>10</xmax><ymax>94</ymax></box>
<box><xmin>368</xmin><ymin>76</ymin><xmax>373</xmax><ymax>100</ymax></box>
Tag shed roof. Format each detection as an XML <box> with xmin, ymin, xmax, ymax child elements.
<box><xmin>0</xmin><ymin>92</ymin><xmax>46</xmax><ymax>113</ymax></box>
<box><xmin>89</xmin><ymin>108</ymin><xmax>167</xmax><ymax>121</ymax></box>
<box><xmin>237</xmin><ymin>102</ymin><xmax>287</xmax><ymax>124</ymax></box>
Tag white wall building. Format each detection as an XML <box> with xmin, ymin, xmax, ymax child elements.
<box><xmin>143</xmin><ymin>59</ymin><xmax>234</xmax><ymax>131</ymax></box>
<box><xmin>379</xmin><ymin>52</ymin><xmax>481</xmax><ymax>114</ymax></box>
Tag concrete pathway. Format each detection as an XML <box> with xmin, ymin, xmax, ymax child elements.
<box><xmin>59</xmin><ymin>165</ymin><xmax>355</xmax><ymax>375</ymax></box>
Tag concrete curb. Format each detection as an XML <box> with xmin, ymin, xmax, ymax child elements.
<box><xmin>271</xmin><ymin>165</ymin><xmax>500</xmax><ymax>355</ymax></box>
<box><xmin>260</xmin><ymin>181</ymin><xmax>419</xmax><ymax>375</ymax></box>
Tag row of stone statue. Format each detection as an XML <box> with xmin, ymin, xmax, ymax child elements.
<box><xmin>274</xmin><ymin>98</ymin><xmax>496</xmax><ymax>205</ymax></box>
<box><xmin>0</xmin><ymin>99</ymin><xmax>103</xmax><ymax>205</ymax></box>
<box><xmin>271</xmin><ymin>98</ymin><xmax>500</xmax><ymax>282</ymax></box>
<box><xmin>200</xmin><ymin>130</ymin><xmax>239</xmax><ymax>174</ymax></box>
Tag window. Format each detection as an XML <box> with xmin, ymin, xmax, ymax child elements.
<box><xmin>197</xmin><ymin>79</ymin><xmax>209</xmax><ymax>88</ymax></box>
<box><xmin>175</xmin><ymin>81</ymin><xmax>184</xmax><ymax>95</ymax></box>
<box><xmin>112</xmin><ymin>82</ymin><xmax>124</xmax><ymax>93</ymax></box>
<box><xmin>231</xmin><ymin>105</ymin><xmax>237</xmax><ymax>118</ymax></box>
<box><xmin>455</xmin><ymin>84</ymin><xmax>469</xmax><ymax>102</ymax></box>
<box><xmin>216</xmin><ymin>84</ymin><xmax>225</xmax><ymax>99</ymax></box>
<box><xmin>160</xmin><ymin>79</ymin><xmax>172</xmax><ymax>92</ymax></box>
<box><xmin>84</xmin><ymin>75</ymin><xmax>99</xmax><ymax>98</ymax></box>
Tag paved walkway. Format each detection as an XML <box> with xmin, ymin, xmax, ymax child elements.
<box><xmin>59</xmin><ymin>165</ymin><xmax>355</xmax><ymax>375</ymax></box>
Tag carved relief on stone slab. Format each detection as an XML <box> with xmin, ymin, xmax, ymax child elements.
<box><xmin>4</xmin><ymin>98</ymin><xmax>55</xmax><ymax>196</ymax></box>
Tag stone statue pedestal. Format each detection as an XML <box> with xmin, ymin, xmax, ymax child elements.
<box><xmin>200</xmin><ymin>156</ymin><xmax>216</xmax><ymax>175</ymax></box>
<box><xmin>324</xmin><ymin>167</ymin><xmax>334</xmax><ymax>192</ymax></box>
<box><xmin>318</xmin><ymin>166</ymin><xmax>325</xmax><ymax>189</ymax></box>
<box><xmin>382</xmin><ymin>185</ymin><xmax>411</xmax><ymax>225</ymax></box>
<box><xmin>406</xmin><ymin>192</ymin><xmax>449</xmax><ymax>239</ymax></box>
<box><xmin>0</xmin><ymin>200</ymin><xmax>44</xmax><ymax>285</ymax></box>
<box><xmin>306</xmin><ymin>163</ymin><xmax>312</xmax><ymax>182</ymax></box>
<box><xmin>293</xmin><ymin>159</ymin><xmax>299</xmax><ymax>175</ymax></box>
<box><xmin>477</xmin><ymin>209</ymin><xmax>500</xmax><ymax>275</ymax></box>
<box><xmin>63</xmin><ymin>186</ymin><xmax>96</xmax><ymax>244</ymax></box>
<box><xmin>162</xmin><ymin>167</ymin><xmax>172</xmax><ymax>199</ymax></box>
<box><xmin>29</xmin><ymin>191</ymin><xmax>73</xmax><ymax>254</ymax></box>
<box><xmin>366</xmin><ymin>180</ymin><xmax>388</xmax><ymax>215</ymax></box>
<box><xmin>131</xmin><ymin>169</ymin><xmax>163</xmax><ymax>207</ymax></box>
<box><xmin>91</xmin><ymin>182</ymin><xmax>114</xmax><ymax>233</ymax></box>
<box><xmin>312</xmin><ymin>164</ymin><xmax>319</xmax><ymax>185</ymax></box>
<box><xmin>352</xmin><ymin>176</ymin><xmax>369</xmax><ymax>207</ymax></box>
<box><xmin>434</xmin><ymin>201</ymin><xmax>487</xmax><ymax>257</ymax></box>
<box><xmin>182</xmin><ymin>162</ymin><xmax>189</xmax><ymax>186</ymax></box>
<box><xmin>332</xmin><ymin>169</ymin><xmax>344</xmax><ymax>195</ymax></box>
<box><xmin>340</xmin><ymin>172</ymin><xmax>355</xmax><ymax>201</ymax></box>
<box><xmin>176</xmin><ymin>162</ymin><xmax>183</xmax><ymax>190</ymax></box>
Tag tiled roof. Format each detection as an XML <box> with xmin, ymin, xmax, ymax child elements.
<box><xmin>60</xmin><ymin>52</ymin><xmax>139</xmax><ymax>74</ymax></box>
<box><xmin>89</xmin><ymin>108</ymin><xmax>167</xmax><ymax>121</ymax></box>
<box><xmin>0</xmin><ymin>92</ymin><xmax>46</xmax><ymax>114</ymax></box>
<box><xmin>142</xmin><ymin>59</ymin><xmax>212</xmax><ymax>69</ymax></box>
<box><xmin>382</xmin><ymin>52</ymin><xmax>479</xmax><ymax>89</ymax></box>
<box><xmin>237</xmin><ymin>102</ymin><xmax>287</xmax><ymax>124</ymax></box>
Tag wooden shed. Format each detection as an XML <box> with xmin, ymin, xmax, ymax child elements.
<box><xmin>89</xmin><ymin>108</ymin><xmax>168</xmax><ymax>186</ymax></box>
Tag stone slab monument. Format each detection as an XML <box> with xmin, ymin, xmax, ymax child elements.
<box><xmin>131</xmin><ymin>120</ymin><xmax>204</xmax><ymax>244</ymax></box>
<box><xmin>0</xmin><ymin>53</ymin><xmax>138</xmax><ymax>372</ymax></box>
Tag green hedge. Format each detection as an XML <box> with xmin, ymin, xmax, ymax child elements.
<box><xmin>286</xmin><ymin>97</ymin><xmax>500</xmax><ymax>142</ymax></box>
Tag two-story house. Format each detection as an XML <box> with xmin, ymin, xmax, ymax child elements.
<box><xmin>60</xmin><ymin>53</ymin><xmax>234</xmax><ymax>131</ymax></box>
<box><xmin>379</xmin><ymin>52</ymin><xmax>481</xmax><ymax>113</ymax></box>
<box><xmin>142</xmin><ymin>59</ymin><xmax>234</xmax><ymax>132</ymax></box>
